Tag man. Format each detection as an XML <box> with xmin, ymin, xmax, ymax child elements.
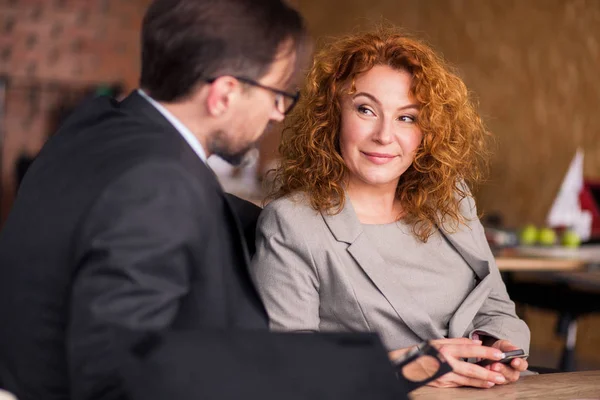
<box><xmin>0</xmin><ymin>1</ymin><xmax>408</xmax><ymax>399</ymax></box>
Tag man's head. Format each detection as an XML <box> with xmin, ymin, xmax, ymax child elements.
<box><xmin>140</xmin><ymin>0</ymin><xmax>310</xmax><ymax>164</ymax></box>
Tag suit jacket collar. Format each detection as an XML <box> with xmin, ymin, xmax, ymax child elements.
<box><xmin>120</xmin><ymin>91</ymin><xmax>266</xmax><ymax>317</ymax></box>
<box><xmin>118</xmin><ymin>91</ymin><xmax>221</xmax><ymax>192</ymax></box>
<box><xmin>136</xmin><ymin>89</ymin><xmax>208</xmax><ymax>163</ymax></box>
<box><xmin>321</xmin><ymin>194</ymin><xmax>492</xmax><ymax>341</ymax></box>
<box><xmin>120</xmin><ymin>90</ymin><xmax>182</xmax><ymax>137</ymax></box>
<box><xmin>119</xmin><ymin>91</ymin><xmax>254</xmax><ymax>267</ymax></box>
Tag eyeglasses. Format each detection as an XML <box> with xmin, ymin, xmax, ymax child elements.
<box><xmin>205</xmin><ymin>76</ymin><xmax>300</xmax><ymax>115</ymax></box>
<box><xmin>391</xmin><ymin>341</ymin><xmax>453</xmax><ymax>393</ymax></box>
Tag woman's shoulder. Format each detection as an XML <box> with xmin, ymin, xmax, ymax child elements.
<box><xmin>437</xmin><ymin>182</ymin><xmax>480</xmax><ymax>234</ymax></box>
<box><xmin>455</xmin><ymin>182</ymin><xmax>479</xmax><ymax>221</ymax></box>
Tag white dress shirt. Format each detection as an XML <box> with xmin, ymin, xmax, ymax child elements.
<box><xmin>137</xmin><ymin>89</ymin><xmax>208</xmax><ymax>163</ymax></box>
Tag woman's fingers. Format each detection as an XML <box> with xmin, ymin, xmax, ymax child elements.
<box><xmin>447</xmin><ymin>373</ymin><xmax>496</xmax><ymax>388</ymax></box>
<box><xmin>388</xmin><ymin>338</ymin><xmax>483</xmax><ymax>362</ymax></box>
<box><xmin>491</xmin><ymin>362</ymin><xmax>521</xmax><ymax>382</ymax></box>
<box><xmin>431</xmin><ymin>337</ymin><xmax>481</xmax><ymax>346</ymax></box>
<box><xmin>439</xmin><ymin>343</ymin><xmax>504</xmax><ymax>361</ymax></box>
<box><xmin>426</xmin><ymin>340</ymin><xmax>527</xmax><ymax>387</ymax></box>
<box><xmin>478</xmin><ymin>356</ymin><xmax>528</xmax><ymax>384</ymax></box>
<box><xmin>428</xmin><ymin>373</ymin><xmax>495</xmax><ymax>389</ymax></box>
<box><xmin>388</xmin><ymin>347</ymin><xmax>411</xmax><ymax>361</ymax></box>
<box><xmin>450</xmin><ymin>357</ymin><xmax>507</xmax><ymax>385</ymax></box>
<box><xmin>510</xmin><ymin>356</ymin><xmax>528</xmax><ymax>371</ymax></box>
<box><xmin>493</xmin><ymin>339</ymin><xmax>519</xmax><ymax>352</ymax></box>
<box><xmin>436</xmin><ymin>344</ymin><xmax>507</xmax><ymax>385</ymax></box>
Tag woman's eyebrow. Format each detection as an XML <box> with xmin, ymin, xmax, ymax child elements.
<box><xmin>352</xmin><ymin>92</ymin><xmax>419</xmax><ymax>111</ymax></box>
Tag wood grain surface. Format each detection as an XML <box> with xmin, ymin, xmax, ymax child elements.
<box><xmin>411</xmin><ymin>370</ymin><xmax>600</xmax><ymax>399</ymax></box>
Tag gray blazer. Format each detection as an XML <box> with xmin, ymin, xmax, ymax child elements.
<box><xmin>250</xmin><ymin>192</ymin><xmax>530</xmax><ymax>353</ymax></box>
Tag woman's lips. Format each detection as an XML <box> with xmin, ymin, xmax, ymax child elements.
<box><xmin>361</xmin><ymin>151</ymin><xmax>398</xmax><ymax>165</ymax></box>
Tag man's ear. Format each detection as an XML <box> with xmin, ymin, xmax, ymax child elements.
<box><xmin>205</xmin><ymin>76</ymin><xmax>240</xmax><ymax>117</ymax></box>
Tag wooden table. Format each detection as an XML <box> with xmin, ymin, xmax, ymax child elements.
<box><xmin>496</xmin><ymin>245</ymin><xmax>600</xmax><ymax>272</ymax></box>
<box><xmin>496</xmin><ymin>256</ymin><xmax>586</xmax><ymax>271</ymax></box>
<box><xmin>497</xmin><ymin>247</ymin><xmax>600</xmax><ymax>370</ymax></box>
<box><xmin>411</xmin><ymin>370</ymin><xmax>600</xmax><ymax>399</ymax></box>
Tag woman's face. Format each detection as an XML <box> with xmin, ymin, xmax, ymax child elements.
<box><xmin>339</xmin><ymin>65</ymin><xmax>423</xmax><ymax>192</ymax></box>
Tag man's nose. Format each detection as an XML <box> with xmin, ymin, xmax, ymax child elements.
<box><xmin>270</xmin><ymin>107</ymin><xmax>285</xmax><ymax>122</ymax></box>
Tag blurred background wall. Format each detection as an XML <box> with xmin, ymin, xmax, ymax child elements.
<box><xmin>2</xmin><ymin>0</ymin><xmax>598</xmax><ymax>226</ymax></box>
<box><xmin>297</xmin><ymin>0</ymin><xmax>600</xmax><ymax>228</ymax></box>
<box><xmin>0</xmin><ymin>0</ymin><xmax>152</xmax><ymax>220</ymax></box>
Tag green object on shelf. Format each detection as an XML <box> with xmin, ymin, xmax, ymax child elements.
<box><xmin>519</xmin><ymin>224</ymin><xmax>538</xmax><ymax>246</ymax></box>
<box><xmin>561</xmin><ymin>230</ymin><xmax>581</xmax><ymax>248</ymax></box>
<box><xmin>537</xmin><ymin>227</ymin><xmax>557</xmax><ymax>246</ymax></box>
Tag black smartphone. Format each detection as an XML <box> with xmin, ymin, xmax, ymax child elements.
<box><xmin>476</xmin><ymin>349</ymin><xmax>528</xmax><ymax>367</ymax></box>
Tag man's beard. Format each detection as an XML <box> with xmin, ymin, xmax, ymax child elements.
<box><xmin>208</xmin><ymin>130</ymin><xmax>257</xmax><ymax>166</ymax></box>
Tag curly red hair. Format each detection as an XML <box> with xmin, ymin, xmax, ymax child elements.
<box><xmin>269</xmin><ymin>28</ymin><xmax>491</xmax><ymax>241</ymax></box>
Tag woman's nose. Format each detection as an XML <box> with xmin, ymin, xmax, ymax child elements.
<box><xmin>372</xmin><ymin>120</ymin><xmax>394</xmax><ymax>144</ymax></box>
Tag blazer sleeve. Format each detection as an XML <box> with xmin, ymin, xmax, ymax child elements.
<box><xmin>67</xmin><ymin>161</ymin><xmax>204</xmax><ymax>400</ymax></box>
<box><xmin>250</xmin><ymin>201</ymin><xmax>321</xmax><ymax>332</ymax></box>
<box><xmin>461</xmin><ymin>192</ymin><xmax>531</xmax><ymax>352</ymax></box>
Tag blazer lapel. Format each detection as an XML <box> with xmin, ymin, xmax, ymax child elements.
<box><xmin>441</xmin><ymin>227</ymin><xmax>492</xmax><ymax>338</ymax></box>
<box><xmin>321</xmin><ymin>199</ymin><xmax>443</xmax><ymax>341</ymax></box>
<box><xmin>447</xmin><ymin>273</ymin><xmax>492</xmax><ymax>338</ymax></box>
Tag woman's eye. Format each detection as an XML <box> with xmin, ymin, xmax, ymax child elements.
<box><xmin>357</xmin><ymin>105</ymin><xmax>374</xmax><ymax>115</ymax></box>
<box><xmin>399</xmin><ymin>115</ymin><xmax>417</xmax><ymax>123</ymax></box>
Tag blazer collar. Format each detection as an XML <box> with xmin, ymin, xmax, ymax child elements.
<box><xmin>321</xmin><ymin>195</ymin><xmax>363</xmax><ymax>244</ymax></box>
<box><xmin>321</xmin><ymin>193</ymin><xmax>493</xmax><ymax>341</ymax></box>
<box><xmin>440</xmin><ymin>228</ymin><xmax>490</xmax><ymax>282</ymax></box>
<box><xmin>321</xmin><ymin>196</ymin><xmax>444</xmax><ymax>341</ymax></box>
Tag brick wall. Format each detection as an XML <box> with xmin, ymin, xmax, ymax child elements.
<box><xmin>0</xmin><ymin>0</ymin><xmax>151</xmax><ymax>220</ymax></box>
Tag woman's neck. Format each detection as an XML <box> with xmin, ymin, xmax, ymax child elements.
<box><xmin>346</xmin><ymin>180</ymin><xmax>403</xmax><ymax>225</ymax></box>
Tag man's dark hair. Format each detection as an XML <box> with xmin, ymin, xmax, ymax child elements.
<box><xmin>140</xmin><ymin>0</ymin><xmax>308</xmax><ymax>102</ymax></box>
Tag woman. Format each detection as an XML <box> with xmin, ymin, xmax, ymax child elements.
<box><xmin>251</xmin><ymin>29</ymin><xmax>530</xmax><ymax>388</ymax></box>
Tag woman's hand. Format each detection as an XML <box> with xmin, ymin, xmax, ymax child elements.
<box><xmin>427</xmin><ymin>341</ymin><xmax>509</xmax><ymax>388</ymax></box>
<box><xmin>389</xmin><ymin>338</ymin><xmax>507</xmax><ymax>388</ymax></box>
<box><xmin>487</xmin><ymin>339</ymin><xmax>528</xmax><ymax>384</ymax></box>
<box><xmin>388</xmin><ymin>337</ymin><xmax>480</xmax><ymax>361</ymax></box>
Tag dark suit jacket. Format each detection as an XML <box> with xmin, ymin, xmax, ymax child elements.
<box><xmin>0</xmin><ymin>92</ymin><xmax>405</xmax><ymax>400</ymax></box>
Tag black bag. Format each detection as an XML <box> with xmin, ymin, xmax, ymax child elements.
<box><xmin>120</xmin><ymin>330</ymin><xmax>411</xmax><ymax>400</ymax></box>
